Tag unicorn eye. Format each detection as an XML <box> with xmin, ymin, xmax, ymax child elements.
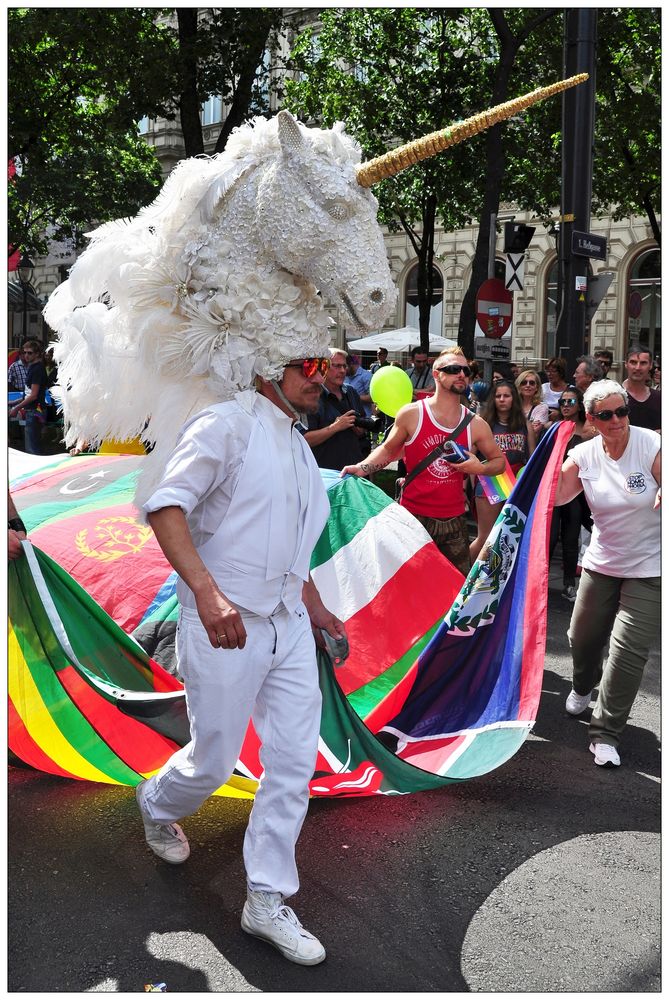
<box><xmin>324</xmin><ymin>199</ymin><xmax>352</xmax><ymax>221</ymax></box>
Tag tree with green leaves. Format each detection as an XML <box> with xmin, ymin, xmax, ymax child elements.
<box><xmin>8</xmin><ymin>7</ymin><xmax>172</xmax><ymax>257</ymax></box>
<box><xmin>286</xmin><ymin>7</ymin><xmax>660</xmax><ymax>355</ymax></box>
<box><xmin>9</xmin><ymin>7</ymin><xmax>285</xmax><ymax>258</ymax></box>
<box><xmin>174</xmin><ymin>8</ymin><xmax>285</xmax><ymax>157</ymax></box>
<box><xmin>287</xmin><ymin>8</ymin><xmax>491</xmax><ymax>350</ymax></box>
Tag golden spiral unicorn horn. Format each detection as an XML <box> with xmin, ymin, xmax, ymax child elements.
<box><xmin>355</xmin><ymin>73</ymin><xmax>588</xmax><ymax>188</ymax></box>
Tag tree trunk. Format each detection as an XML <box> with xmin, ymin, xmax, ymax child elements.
<box><xmin>417</xmin><ymin>191</ymin><xmax>437</xmax><ymax>353</ymax></box>
<box><xmin>458</xmin><ymin>10</ymin><xmax>560</xmax><ymax>358</ymax></box>
<box><xmin>176</xmin><ymin>9</ymin><xmax>204</xmax><ymax>158</ymax></box>
<box><xmin>214</xmin><ymin>19</ymin><xmax>274</xmax><ymax>154</ymax></box>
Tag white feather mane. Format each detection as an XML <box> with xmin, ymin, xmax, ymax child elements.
<box><xmin>45</xmin><ymin>113</ymin><xmax>390</xmax><ymax>509</ymax></box>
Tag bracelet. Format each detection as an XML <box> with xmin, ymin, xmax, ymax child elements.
<box><xmin>8</xmin><ymin>517</ymin><xmax>27</xmax><ymax>533</ymax></box>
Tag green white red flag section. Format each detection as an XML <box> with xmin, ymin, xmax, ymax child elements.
<box><xmin>8</xmin><ymin>422</ymin><xmax>570</xmax><ymax>798</ymax></box>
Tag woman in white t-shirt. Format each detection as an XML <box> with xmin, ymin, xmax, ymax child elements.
<box><xmin>554</xmin><ymin>380</ymin><xmax>660</xmax><ymax>769</ymax></box>
<box><xmin>541</xmin><ymin>356</ymin><xmax>569</xmax><ymax>412</ymax></box>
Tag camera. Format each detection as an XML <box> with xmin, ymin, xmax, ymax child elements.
<box><xmin>442</xmin><ymin>441</ymin><xmax>468</xmax><ymax>464</ymax></box>
<box><xmin>354</xmin><ymin>415</ymin><xmax>383</xmax><ymax>433</ymax></box>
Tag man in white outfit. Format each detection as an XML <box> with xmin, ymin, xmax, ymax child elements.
<box><xmin>137</xmin><ymin>357</ymin><xmax>346</xmax><ymax>966</ymax></box>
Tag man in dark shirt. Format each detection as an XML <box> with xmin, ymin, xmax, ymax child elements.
<box><xmin>305</xmin><ymin>348</ymin><xmax>368</xmax><ymax>470</ymax></box>
<box><xmin>8</xmin><ymin>339</ymin><xmax>48</xmax><ymax>453</ymax></box>
<box><xmin>623</xmin><ymin>344</ymin><xmax>661</xmax><ymax>432</ymax></box>
<box><xmin>370</xmin><ymin>347</ymin><xmax>390</xmax><ymax>373</ymax></box>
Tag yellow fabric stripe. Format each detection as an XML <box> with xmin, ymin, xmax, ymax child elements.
<box><xmin>8</xmin><ymin>626</ymin><xmax>121</xmax><ymax>785</ymax></box>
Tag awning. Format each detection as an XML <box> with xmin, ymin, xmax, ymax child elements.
<box><xmin>8</xmin><ymin>279</ymin><xmax>43</xmax><ymax>311</ymax></box>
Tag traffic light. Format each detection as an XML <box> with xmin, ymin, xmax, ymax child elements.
<box><xmin>504</xmin><ymin>222</ymin><xmax>535</xmax><ymax>254</ymax></box>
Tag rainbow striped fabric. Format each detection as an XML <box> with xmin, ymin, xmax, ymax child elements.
<box><xmin>477</xmin><ymin>456</ymin><xmax>517</xmax><ymax>504</ymax></box>
<box><xmin>8</xmin><ymin>422</ymin><xmax>570</xmax><ymax>797</ymax></box>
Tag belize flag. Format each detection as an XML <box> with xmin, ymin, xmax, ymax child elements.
<box><xmin>377</xmin><ymin>421</ymin><xmax>573</xmax><ymax>779</ymax></box>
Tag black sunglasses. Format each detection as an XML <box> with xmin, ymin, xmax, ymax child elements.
<box><xmin>437</xmin><ymin>364</ymin><xmax>471</xmax><ymax>377</ymax></box>
<box><xmin>559</xmin><ymin>397</ymin><xmax>578</xmax><ymax>406</ymax></box>
<box><xmin>592</xmin><ymin>405</ymin><xmax>630</xmax><ymax>421</ymax></box>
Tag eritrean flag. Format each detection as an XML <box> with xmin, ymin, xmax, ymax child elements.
<box><xmin>8</xmin><ymin>423</ymin><xmax>570</xmax><ymax>797</ymax></box>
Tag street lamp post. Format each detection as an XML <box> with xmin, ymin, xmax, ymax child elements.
<box><xmin>17</xmin><ymin>252</ymin><xmax>35</xmax><ymax>342</ymax></box>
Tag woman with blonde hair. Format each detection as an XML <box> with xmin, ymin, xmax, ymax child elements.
<box><xmin>515</xmin><ymin>370</ymin><xmax>549</xmax><ymax>434</ymax></box>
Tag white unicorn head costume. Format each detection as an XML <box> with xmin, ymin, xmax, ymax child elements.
<box><xmin>44</xmin><ymin>78</ymin><xmax>586</xmax><ymax>505</ymax></box>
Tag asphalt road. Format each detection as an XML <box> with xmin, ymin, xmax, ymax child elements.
<box><xmin>8</xmin><ymin>578</ymin><xmax>660</xmax><ymax>994</ymax></box>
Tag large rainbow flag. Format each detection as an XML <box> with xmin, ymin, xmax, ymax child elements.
<box><xmin>8</xmin><ymin>422</ymin><xmax>570</xmax><ymax>798</ymax></box>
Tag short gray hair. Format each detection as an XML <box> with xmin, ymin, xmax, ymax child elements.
<box><xmin>329</xmin><ymin>347</ymin><xmax>347</xmax><ymax>361</ymax></box>
<box><xmin>582</xmin><ymin>379</ymin><xmax>628</xmax><ymax>414</ymax></box>
<box><xmin>576</xmin><ymin>355</ymin><xmax>604</xmax><ymax>380</ymax></box>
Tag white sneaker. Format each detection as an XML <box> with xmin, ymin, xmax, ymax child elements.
<box><xmin>241</xmin><ymin>889</ymin><xmax>326</xmax><ymax>966</ymax></box>
<box><xmin>136</xmin><ymin>780</ymin><xmax>190</xmax><ymax>864</ymax></box>
<box><xmin>565</xmin><ymin>689</ymin><xmax>592</xmax><ymax>715</ymax></box>
<box><xmin>590</xmin><ymin>742</ymin><xmax>620</xmax><ymax>767</ymax></box>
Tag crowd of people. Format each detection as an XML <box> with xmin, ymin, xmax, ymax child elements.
<box><xmin>335</xmin><ymin>341</ymin><xmax>660</xmax><ymax>772</ymax></box>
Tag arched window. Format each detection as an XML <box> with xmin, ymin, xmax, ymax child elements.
<box><xmin>404</xmin><ymin>263</ymin><xmax>443</xmax><ymax>338</ymax></box>
<box><xmin>627</xmin><ymin>248</ymin><xmax>661</xmax><ymax>357</ymax></box>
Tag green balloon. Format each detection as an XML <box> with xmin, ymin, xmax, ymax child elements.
<box><xmin>370</xmin><ymin>365</ymin><xmax>413</xmax><ymax>417</ymax></box>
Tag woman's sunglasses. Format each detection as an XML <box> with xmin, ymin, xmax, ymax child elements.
<box><xmin>520</xmin><ymin>379</ymin><xmax>538</xmax><ymax>387</ymax></box>
<box><xmin>592</xmin><ymin>405</ymin><xmax>630</xmax><ymax>421</ymax></box>
<box><xmin>285</xmin><ymin>358</ymin><xmax>330</xmax><ymax>378</ymax></box>
<box><xmin>559</xmin><ymin>397</ymin><xmax>578</xmax><ymax>406</ymax></box>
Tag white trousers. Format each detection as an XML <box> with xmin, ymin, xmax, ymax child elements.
<box><xmin>141</xmin><ymin>602</ymin><xmax>322</xmax><ymax>898</ymax></box>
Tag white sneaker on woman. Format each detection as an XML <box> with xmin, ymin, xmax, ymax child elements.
<box><xmin>242</xmin><ymin>889</ymin><xmax>326</xmax><ymax>965</ymax></box>
<box><xmin>590</xmin><ymin>742</ymin><xmax>620</xmax><ymax>767</ymax></box>
<box><xmin>565</xmin><ymin>689</ymin><xmax>592</xmax><ymax>715</ymax></box>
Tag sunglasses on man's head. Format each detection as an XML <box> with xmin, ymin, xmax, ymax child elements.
<box><xmin>559</xmin><ymin>397</ymin><xmax>578</xmax><ymax>406</ymax></box>
<box><xmin>592</xmin><ymin>405</ymin><xmax>629</xmax><ymax>421</ymax></box>
<box><xmin>285</xmin><ymin>357</ymin><xmax>330</xmax><ymax>378</ymax></box>
<box><xmin>437</xmin><ymin>364</ymin><xmax>471</xmax><ymax>377</ymax></box>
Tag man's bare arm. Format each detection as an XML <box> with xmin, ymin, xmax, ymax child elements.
<box><xmin>147</xmin><ymin>506</ymin><xmax>247</xmax><ymax>649</ymax></box>
<box><xmin>341</xmin><ymin>406</ymin><xmax>413</xmax><ymax>477</ymax></box>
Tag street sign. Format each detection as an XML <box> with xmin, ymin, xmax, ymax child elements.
<box><xmin>505</xmin><ymin>253</ymin><xmax>526</xmax><ymax>292</ymax></box>
<box><xmin>571</xmin><ymin>230</ymin><xmax>607</xmax><ymax>261</ymax></box>
<box><xmin>475</xmin><ymin>278</ymin><xmax>513</xmax><ymax>339</ymax></box>
<box><xmin>474</xmin><ymin>337</ymin><xmax>511</xmax><ymax>361</ymax></box>
<box><xmin>586</xmin><ymin>272</ymin><xmax>614</xmax><ymax>322</ymax></box>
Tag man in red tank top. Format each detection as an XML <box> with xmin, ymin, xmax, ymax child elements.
<box><xmin>342</xmin><ymin>350</ymin><xmax>505</xmax><ymax>576</ymax></box>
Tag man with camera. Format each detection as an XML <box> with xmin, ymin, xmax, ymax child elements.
<box><xmin>305</xmin><ymin>348</ymin><xmax>381</xmax><ymax>470</ymax></box>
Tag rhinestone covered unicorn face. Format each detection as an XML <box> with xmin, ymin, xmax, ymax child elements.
<box><xmin>254</xmin><ymin>112</ymin><xmax>395</xmax><ymax>330</ymax></box>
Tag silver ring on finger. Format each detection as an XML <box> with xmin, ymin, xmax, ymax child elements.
<box><xmin>217</xmin><ymin>633</ymin><xmax>227</xmax><ymax>644</ymax></box>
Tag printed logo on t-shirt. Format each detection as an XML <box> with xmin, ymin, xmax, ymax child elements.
<box><xmin>625</xmin><ymin>472</ymin><xmax>647</xmax><ymax>494</ymax></box>
<box><xmin>430</xmin><ymin>455</ymin><xmax>458</xmax><ymax>480</ymax></box>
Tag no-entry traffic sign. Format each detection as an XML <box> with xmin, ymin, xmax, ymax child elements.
<box><xmin>475</xmin><ymin>278</ymin><xmax>513</xmax><ymax>339</ymax></box>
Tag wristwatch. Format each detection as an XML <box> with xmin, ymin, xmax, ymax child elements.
<box><xmin>8</xmin><ymin>516</ymin><xmax>27</xmax><ymax>533</ymax></box>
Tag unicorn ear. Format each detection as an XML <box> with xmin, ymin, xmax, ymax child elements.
<box><xmin>277</xmin><ymin>110</ymin><xmax>305</xmax><ymax>153</ymax></box>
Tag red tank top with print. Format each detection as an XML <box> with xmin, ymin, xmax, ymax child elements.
<box><xmin>401</xmin><ymin>400</ymin><xmax>473</xmax><ymax>519</ymax></box>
